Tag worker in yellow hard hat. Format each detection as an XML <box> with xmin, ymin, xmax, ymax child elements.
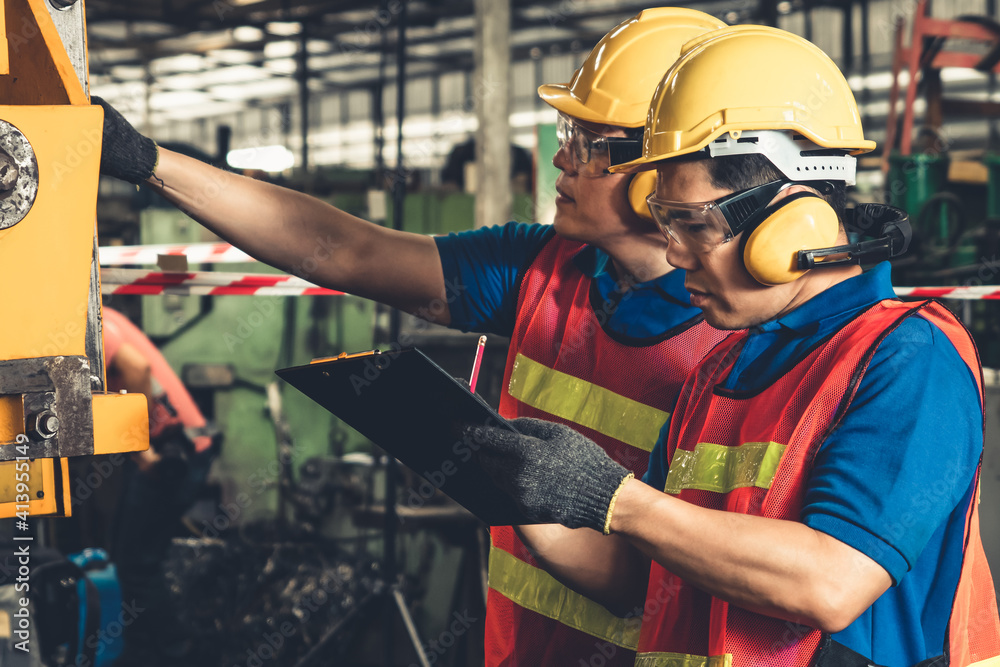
<box><xmin>469</xmin><ymin>25</ymin><xmax>1000</xmax><ymax>666</ymax></box>
<box><xmin>94</xmin><ymin>9</ymin><xmax>731</xmax><ymax>666</ymax></box>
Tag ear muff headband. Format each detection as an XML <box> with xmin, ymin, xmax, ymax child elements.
<box><xmin>742</xmin><ymin>192</ymin><xmax>840</xmax><ymax>286</ymax></box>
<box><xmin>627</xmin><ymin>170</ymin><xmax>657</xmax><ymax>222</ymax></box>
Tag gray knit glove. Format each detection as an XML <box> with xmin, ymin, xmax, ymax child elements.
<box><xmin>468</xmin><ymin>417</ymin><xmax>632</xmax><ymax>533</ymax></box>
<box><xmin>92</xmin><ymin>96</ymin><xmax>158</xmax><ymax>184</ymax></box>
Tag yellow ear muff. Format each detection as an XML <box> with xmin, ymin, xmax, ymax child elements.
<box><xmin>743</xmin><ymin>193</ymin><xmax>840</xmax><ymax>286</ymax></box>
<box><xmin>627</xmin><ymin>170</ymin><xmax>657</xmax><ymax>222</ymax></box>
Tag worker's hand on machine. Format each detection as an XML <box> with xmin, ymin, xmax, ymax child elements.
<box><xmin>466</xmin><ymin>417</ymin><xmax>632</xmax><ymax>534</ymax></box>
<box><xmin>91</xmin><ymin>96</ymin><xmax>160</xmax><ymax>185</ymax></box>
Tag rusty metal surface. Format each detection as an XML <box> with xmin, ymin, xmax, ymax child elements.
<box><xmin>45</xmin><ymin>0</ymin><xmax>89</xmax><ymax>95</ymax></box>
<box><xmin>0</xmin><ymin>119</ymin><xmax>38</xmax><ymax>231</ymax></box>
<box><xmin>87</xmin><ymin>235</ymin><xmax>105</xmax><ymax>392</ymax></box>
<box><xmin>0</xmin><ymin>355</ymin><xmax>95</xmax><ymax>460</ymax></box>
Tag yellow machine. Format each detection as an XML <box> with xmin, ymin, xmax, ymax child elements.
<box><xmin>0</xmin><ymin>0</ymin><xmax>148</xmax><ymax>518</ymax></box>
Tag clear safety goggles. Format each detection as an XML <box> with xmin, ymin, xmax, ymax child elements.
<box><xmin>646</xmin><ymin>179</ymin><xmax>791</xmax><ymax>253</ymax></box>
<box><xmin>556</xmin><ymin>113</ymin><xmax>612</xmax><ymax>176</ymax></box>
<box><xmin>556</xmin><ymin>113</ymin><xmax>646</xmax><ymax>175</ymax></box>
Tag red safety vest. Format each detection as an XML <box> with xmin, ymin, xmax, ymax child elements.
<box><xmin>488</xmin><ymin>235</ymin><xmax>732</xmax><ymax>666</ymax></box>
<box><xmin>636</xmin><ymin>299</ymin><xmax>1000</xmax><ymax>666</ymax></box>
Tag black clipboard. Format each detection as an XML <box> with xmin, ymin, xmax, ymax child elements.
<box><xmin>275</xmin><ymin>348</ymin><xmax>532</xmax><ymax>526</ymax></box>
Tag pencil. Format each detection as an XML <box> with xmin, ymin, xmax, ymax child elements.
<box><xmin>469</xmin><ymin>335</ymin><xmax>486</xmax><ymax>393</ymax></box>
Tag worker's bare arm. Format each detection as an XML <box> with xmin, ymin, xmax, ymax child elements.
<box><xmin>514</xmin><ymin>524</ymin><xmax>649</xmax><ymax>617</ymax></box>
<box><xmin>149</xmin><ymin>148</ymin><xmax>451</xmax><ymax>323</ymax></box>
<box><xmin>108</xmin><ymin>342</ymin><xmax>153</xmax><ymax>417</ymax></box>
<box><xmin>610</xmin><ymin>479</ymin><xmax>892</xmax><ymax>633</ymax></box>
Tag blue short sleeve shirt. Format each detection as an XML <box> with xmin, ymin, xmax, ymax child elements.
<box><xmin>434</xmin><ymin>222</ymin><xmax>700</xmax><ymax>338</ymax></box>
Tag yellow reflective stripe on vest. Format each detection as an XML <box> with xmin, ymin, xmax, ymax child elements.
<box><xmin>507</xmin><ymin>353</ymin><xmax>668</xmax><ymax>453</ymax></box>
<box><xmin>969</xmin><ymin>657</ymin><xmax>1000</xmax><ymax>666</ymax></box>
<box><xmin>634</xmin><ymin>652</ymin><xmax>733</xmax><ymax>667</ymax></box>
<box><xmin>488</xmin><ymin>545</ymin><xmax>641</xmax><ymax>649</ymax></box>
<box><xmin>663</xmin><ymin>441</ymin><xmax>786</xmax><ymax>495</ymax></box>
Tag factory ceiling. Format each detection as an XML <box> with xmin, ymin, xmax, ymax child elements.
<box><xmin>82</xmin><ymin>0</ymin><xmax>857</xmax><ymax>123</ymax></box>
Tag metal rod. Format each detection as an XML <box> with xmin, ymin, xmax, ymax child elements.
<box><xmin>298</xmin><ymin>21</ymin><xmax>310</xmax><ymax>180</ymax></box>
<box><xmin>841</xmin><ymin>2</ymin><xmax>853</xmax><ymax>73</ymax></box>
<box><xmin>374</xmin><ymin>0</ymin><xmax>389</xmax><ymax>183</ymax></box>
<box><xmin>385</xmin><ymin>4</ymin><xmax>408</xmax><ymax>665</ymax></box>
<box><xmin>394</xmin><ymin>588</ymin><xmax>432</xmax><ymax>667</ymax></box>
<box><xmin>881</xmin><ymin>16</ymin><xmax>907</xmax><ymax>175</ymax></box>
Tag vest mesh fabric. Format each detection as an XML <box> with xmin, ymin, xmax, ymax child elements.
<box><xmin>486</xmin><ymin>236</ymin><xmax>731</xmax><ymax>667</ymax></box>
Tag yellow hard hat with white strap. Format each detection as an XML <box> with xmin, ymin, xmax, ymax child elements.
<box><xmin>614</xmin><ymin>24</ymin><xmax>875</xmax><ymax>172</ymax></box>
<box><xmin>612</xmin><ymin>25</ymin><xmax>909</xmax><ymax>285</ymax></box>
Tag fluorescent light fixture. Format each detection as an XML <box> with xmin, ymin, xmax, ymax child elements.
<box><xmin>150</xmin><ymin>53</ymin><xmax>206</xmax><ymax>74</ymax></box>
<box><xmin>264</xmin><ymin>40</ymin><xmax>298</xmax><ymax>59</ymax></box>
<box><xmin>263</xmin><ymin>57</ymin><xmax>297</xmax><ymax>75</ymax></box>
<box><xmin>210</xmin><ymin>77</ymin><xmax>297</xmax><ymax>100</ymax></box>
<box><xmin>209</xmin><ymin>50</ymin><xmax>259</xmax><ymax>66</ymax></box>
<box><xmin>149</xmin><ymin>90</ymin><xmax>212</xmax><ymax>109</ymax></box>
<box><xmin>307</xmin><ymin>39</ymin><xmax>332</xmax><ymax>54</ymax></box>
<box><xmin>156</xmin><ymin>100</ymin><xmax>245</xmax><ymax>121</ymax></box>
<box><xmin>131</xmin><ymin>21</ymin><xmax>177</xmax><ymax>38</ymax></box>
<box><xmin>232</xmin><ymin>26</ymin><xmax>265</xmax><ymax>43</ymax></box>
<box><xmin>195</xmin><ymin>64</ymin><xmax>270</xmax><ymax>87</ymax></box>
<box><xmin>227</xmin><ymin>145</ymin><xmax>295</xmax><ymax>172</ymax></box>
<box><xmin>109</xmin><ymin>65</ymin><xmax>146</xmax><ymax>81</ymax></box>
<box><xmin>267</xmin><ymin>22</ymin><xmax>302</xmax><ymax>36</ymax></box>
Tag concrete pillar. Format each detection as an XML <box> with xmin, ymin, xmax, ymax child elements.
<box><xmin>473</xmin><ymin>0</ymin><xmax>511</xmax><ymax>228</ymax></box>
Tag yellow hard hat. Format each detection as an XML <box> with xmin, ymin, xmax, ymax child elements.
<box><xmin>613</xmin><ymin>25</ymin><xmax>875</xmax><ymax>172</ymax></box>
<box><xmin>538</xmin><ymin>8</ymin><xmax>726</xmax><ymax>128</ymax></box>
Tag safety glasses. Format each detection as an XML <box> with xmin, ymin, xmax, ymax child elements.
<box><xmin>646</xmin><ymin>180</ymin><xmax>790</xmax><ymax>253</ymax></box>
<box><xmin>556</xmin><ymin>113</ymin><xmax>614</xmax><ymax>176</ymax></box>
<box><xmin>556</xmin><ymin>113</ymin><xmax>645</xmax><ymax>175</ymax></box>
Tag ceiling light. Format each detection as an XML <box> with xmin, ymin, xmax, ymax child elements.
<box><xmin>264</xmin><ymin>40</ymin><xmax>298</xmax><ymax>59</ymax></box>
<box><xmin>150</xmin><ymin>90</ymin><xmax>212</xmax><ymax>109</ymax></box>
<box><xmin>210</xmin><ymin>78</ymin><xmax>297</xmax><ymax>101</ymax></box>
<box><xmin>227</xmin><ymin>145</ymin><xmax>295</xmax><ymax>173</ymax></box>
<box><xmin>233</xmin><ymin>26</ymin><xmax>265</xmax><ymax>43</ymax></box>
<box><xmin>267</xmin><ymin>22</ymin><xmax>302</xmax><ymax>37</ymax></box>
<box><xmin>150</xmin><ymin>53</ymin><xmax>205</xmax><ymax>75</ymax></box>
<box><xmin>208</xmin><ymin>49</ymin><xmax>258</xmax><ymax>66</ymax></box>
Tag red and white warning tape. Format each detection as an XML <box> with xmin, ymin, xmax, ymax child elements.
<box><xmin>99</xmin><ymin>242</ymin><xmax>255</xmax><ymax>266</ymax></box>
<box><xmin>100</xmin><ymin>268</ymin><xmax>342</xmax><ymax>297</ymax></box>
<box><xmin>100</xmin><ymin>265</ymin><xmax>1000</xmax><ymax>300</ymax></box>
<box><xmin>894</xmin><ymin>286</ymin><xmax>1000</xmax><ymax>300</ymax></box>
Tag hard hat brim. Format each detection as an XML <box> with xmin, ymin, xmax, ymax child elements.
<box><xmin>537</xmin><ymin>83</ymin><xmax>645</xmax><ymax>128</ymax></box>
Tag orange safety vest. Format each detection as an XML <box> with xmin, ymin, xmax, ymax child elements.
<box><xmin>488</xmin><ymin>235</ymin><xmax>732</xmax><ymax>666</ymax></box>
<box><xmin>636</xmin><ymin>299</ymin><xmax>1000</xmax><ymax>667</ymax></box>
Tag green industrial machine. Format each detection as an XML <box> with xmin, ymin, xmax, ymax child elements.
<box><xmin>886</xmin><ymin>151</ymin><xmax>1000</xmax><ymax>366</ymax></box>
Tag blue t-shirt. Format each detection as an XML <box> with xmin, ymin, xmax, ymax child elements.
<box><xmin>434</xmin><ymin>221</ymin><xmax>701</xmax><ymax>339</ymax></box>
<box><xmin>643</xmin><ymin>262</ymin><xmax>982</xmax><ymax>666</ymax></box>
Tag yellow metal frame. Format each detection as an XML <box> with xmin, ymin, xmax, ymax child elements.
<box><xmin>0</xmin><ymin>0</ymin><xmax>149</xmax><ymax>519</ymax></box>
<box><xmin>0</xmin><ymin>1</ymin><xmax>8</xmax><ymax>76</ymax></box>
<box><xmin>0</xmin><ymin>0</ymin><xmax>88</xmax><ymax>105</ymax></box>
